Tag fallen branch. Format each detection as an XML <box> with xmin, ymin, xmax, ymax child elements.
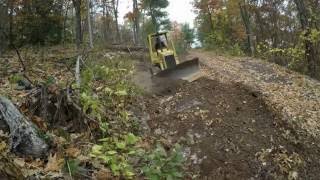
<box><xmin>0</xmin><ymin>30</ymin><xmax>26</xmax><ymax>71</ymax></box>
<box><xmin>106</xmin><ymin>45</ymin><xmax>147</xmax><ymax>52</ymax></box>
<box><xmin>0</xmin><ymin>97</ymin><xmax>48</xmax><ymax>158</ymax></box>
<box><xmin>14</xmin><ymin>48</ymin><xmax>26</xmax><ymax>72</ymax></box>
<box><xmin>76</xmin><ymin>56</ymin><xmax>81</xmax><ymax>88</ymax></box>
<box><xmin>0</xmin><ymin>30</ymin><xmax>34</xmax><ymax>86</ymax></box>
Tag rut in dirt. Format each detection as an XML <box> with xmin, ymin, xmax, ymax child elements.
<box><xmin>145</xmin><ymin>77</ymin><xmax>319</xmax><ymax>179</ymax></box>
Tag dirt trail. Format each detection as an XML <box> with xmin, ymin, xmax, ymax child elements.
<box><xmin>188</xmin><ymin>50</ymin><xmax>320</xmax><ymax>139</ymax></box>
<box><xmin>135</xmin><ymin>51</ymin><xmax>320</xmax><ymax>179</ymax></box>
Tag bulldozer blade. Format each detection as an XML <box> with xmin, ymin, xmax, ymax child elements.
<box><xmin>155</xmin><ymin>58</ymin><xmax>202</xmax><ymax>82</ymax></box>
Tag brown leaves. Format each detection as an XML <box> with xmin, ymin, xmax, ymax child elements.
<box><xmin>94</xmin><ymin>168</ymin><xmax>113</xmax><ymax>180</ymax></box>
<box><xmin>0</xmin><ymin>141</ymin><xmax>6</xmax><ymax>152</ymax></box>
<box><xmin>195</xmin><ymin>50</ymin><xmax>320</xmax><ymax>137</ymax></box>
<box><xmin>31</xmin><ymin>116</ymin><xmax>47</xmax><ymax>130</ymax></box>
<box><xmin>65</xmin><ymin>147</ymin><xmax>81</xmax><ymax>158</ymax></box>
<box><xmin>45</xmin><ymin>154</ymin><xmax>64</xmax><ymax>172</ymax></box>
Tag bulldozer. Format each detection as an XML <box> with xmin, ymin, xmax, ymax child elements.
<box><xmin>147</xmin><ymin>32</ymin><xmax>201</xmax><ymax>82</ymax></box>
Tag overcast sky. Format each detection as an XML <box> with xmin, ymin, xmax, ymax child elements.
<box><xmin>119</xmin><ymin>0</ymin><xmax>196</xmax><ymax>27</ymax></box>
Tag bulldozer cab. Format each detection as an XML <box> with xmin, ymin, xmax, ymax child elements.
<box><xmin>147</xmin><ymin>32</ymin><xmax>179</xmax><ymax>70</ymax></box>
<box><xmin>147</xmin><ymin>32</ymin><xmax>201</xmax><ymax>82</ymax></box>
<box><xmin>154</xmin><ymin>34</ymin><xmax>168</xmax><ymax>51</ymax></box>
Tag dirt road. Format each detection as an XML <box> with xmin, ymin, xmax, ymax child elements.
<box><xmin>138</xmin><ymin>50</ymin><xmax>320</xmax><ymax>179</ymax></box>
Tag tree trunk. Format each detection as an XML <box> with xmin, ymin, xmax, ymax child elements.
<box><xmin>239</xmin><ymin>1</ymin><xmax>255</xmax><ymax>56</ymax></box>
<box><xmin>8</xmin><ymin>0</ymin><xmax>14</xmax><ymax>47</ymax></box>
<box><xmin>133</xmin><ymin>0</ymin><xmax>140</xmax><ymax>45</ymax></box>
<box><xmin>72</xmin><ymin>0</ymin><xmax>82</xmax><ymax>49</ymax></box>
<box><xmin>149</xmin><ymin>5</ymin><xmax>159</xmax><ymax>32</ymax></box>
<box><xmin>0</xmin><ymin>0</ymin><xmax>8</xmax><ymax>55</ymax></box>
<box><xmin>87</xmin><ymin>0</ymin><xmax>94</xmax><ymax>48</ymax></box>
<box><xmin>102</xmin><ymin>0</ymin><xmax>107</xmax><ymax>42</ymax></box>
<box><xmin>207</xmin><ymin>7</ymin><xmax>214</xmax><ymax>33</ymax></box>
<box><xmin>294</xmin><ymin>0</ymin><xmax>317</xmax><ymax>77</ymax></box>
<box><xmin>62</xmin><ymin>1</ymin><xmax>70</xmax><ymax>45</ymax></box>
<box><xmin>112</xmin><ymin>0</ymin><xmax>121</xmax><ymax>43</ymax></box>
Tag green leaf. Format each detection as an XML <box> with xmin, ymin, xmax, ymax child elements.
<box><xmin>104</xmin><ymin>87</ymin><xmax>113</xmax><ymax>94</ymax></box>
<box><xmin>124</xmin><ymin>170</ymin><xmax>135</xmax><ymax>177</ymax></box>
<box><xmin>128</xmin><ymin>150</ymin><xmax>136</xmax><ymax>155</ymax></box>
<box><xmin>115</xmin><ymin>90</ymin><xmax>128</xmax><ymax>96</ymax></box>
<box><xmin>91</xmin><ymin>145</ymin><xmax>103</xmax><ymax>156</ymax></box>
<box><xmin>116</xmin><ymin>142</ymin><xmax>126</xmax><ymax>150</ymax></box>
<box><xmin>125</xmin><ymin>133</ymin><xmax>139</xmax><ymax>145</ymax></box>
<box><xmin>106</xmin><ymin>151</ymin><xmax>117</xmax><ymax>155</ymax></box>
<box><xmin>110</xmin><ymin>163</ymin><xmax>120</xmax><ymax>175</ymax></box>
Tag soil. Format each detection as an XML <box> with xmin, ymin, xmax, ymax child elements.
<box><xmin>134</xmin><ymin>53</ymin><xmax>320</xmax><ymax>179</ymax></box>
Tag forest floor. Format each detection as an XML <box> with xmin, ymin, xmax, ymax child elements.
<box><xmin>1</xmin><ymin>47</ymin><xmax>320</xmax><ymax>179</ymax></box>
<box><xmin>135</xmin><ymin>50</ymin><xmax>320</xmax><ymax>179</ymax></box>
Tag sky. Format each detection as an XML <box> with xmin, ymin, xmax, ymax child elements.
<box><xmin>118</xmin><ymin>0</ymin><xmax>196</xmax><ymax>27</ymax></box>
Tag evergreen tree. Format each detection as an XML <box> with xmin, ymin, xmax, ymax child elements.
<box><xmin>142</xmin><ymin>0</ymin><xmax>170</xmax><ymax>32</ymax></box>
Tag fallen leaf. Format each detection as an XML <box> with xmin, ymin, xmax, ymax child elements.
<box><xmin>45</xmin><ymin>154</ymin><xmax>64</xmax><ymax>172</ymax></box>
<box><xmin>31</xmin><ymin>116</ymin><xmax>47</xmax><ymax>130</ymax></box>
<box><xmin>27</xmin><ymin>158</ymin><xmax>45</xmax><ymax>169</ymax></box>
<box><xmin>0</xmin><ymin>130</ymin><xmax>8</xmax><ymax>138</ymax></box>
<box><xmin>14</xmin><ymin>158</ymin><xmax>26</xmax><ymax>167</ymax></box>
<box><xmin>0</xmin><ymin>141</ymin><xmax>6</xmax><ymax>152</ymax></box>
<box><xmin>65</xmin><ymin>147</ymin><xmax>81</xmax><ymax>158</ymax></box>
<box><xmin>77</xmin><ymin>155</ymin><xmax>90</xmax><ymax>162</ymax></box>
<box><xmin>94</xmin><ymin>168</ymin><xmax>113</xmax><ymax>180</ymax></box>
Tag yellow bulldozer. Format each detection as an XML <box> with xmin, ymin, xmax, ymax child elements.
<box><xmin>147</xmin><ymin>32</ymin><xmax>201</xmax><ymax>82</ymax></box>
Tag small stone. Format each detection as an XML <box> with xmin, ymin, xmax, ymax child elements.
<box><xmin>155</xmin><ymin>128</ymin><xmax>162</xmax><ymax>135</ymax></box>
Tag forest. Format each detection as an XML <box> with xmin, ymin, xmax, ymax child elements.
<box><xmin>0</xmin><ymin>0</ymin><xmax>320</xmax><ymax>179</ymax></box>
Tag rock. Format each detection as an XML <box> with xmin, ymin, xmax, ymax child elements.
<box><xmin>155</xmin><ymin>128</ymin><xmax>162</xmax><ymax>135</ymax></box>
<box><xmin>16</xmin><ymin>78</ymin><xmax>32</xmax><ymax>90</ymax></box>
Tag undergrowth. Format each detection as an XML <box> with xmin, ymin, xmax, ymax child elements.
<box><xmin>78</xmin><ymin>52</ymin><xmax>185</xmax><ymax>179</ymax></box>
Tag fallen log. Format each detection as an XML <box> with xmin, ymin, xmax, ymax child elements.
<box><xmin>0</xmin><ymin>97</ymin><xmax>48</xmax><ymax>158</ymax></box>
<box><xmin>106</xmin><ymin>45</ymin><xmax>148</xmax><ymax>52</ymax></box>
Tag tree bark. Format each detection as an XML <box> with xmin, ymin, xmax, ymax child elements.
<box><xmin>112</xmin><ymin>0</ymin><xmax>121</xmax><ymax>43</ymax></box>
<box><xmin>62</xmin><ymin>0</ymin><xmax>70</xmax><ymax>45</ymax></box>
<box><xmin>72</xmin><ymin>0</ymin><xmax>83</xmax><ymax>49</ymax></box>
<box><xmin>0</xmin><ymin>97</ymin><xmax>48</xmax><ymax>158</ymax></box>
<box><xmin>8</xmin><ymin>0</ymin><xmax>14</xmax><ymax>47</ymax></box>
<box><xmin>102</xmin><ymin>0</ymin><xmax>107</xmax><ymax>42</ymax></box>
<box><xmin>0</xmin><ymin>0</ymin><xmax>8</xmax><ymax>55</ymax></box>
<box><xmin>133</xmin><ymin>0</ymin><xmax>140</xmax><ymax>45</ymax></box>
<box><xmin>239</xmin><ymin>1</ymin><xmax>255</xmax><ymax>56</ymax></box>
<box><xmin>294</xmin><ymin>0</ymin><xmax>317</xmax><ymax>77</ymax></box>
<box><xmin>87</xmin><ymin>0</ymin><xmax>94</xmax><ymax>48</ymax></box>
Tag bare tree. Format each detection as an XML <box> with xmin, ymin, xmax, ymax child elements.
<box><xmin>294</xmin><ymin>0</ymin><xmax>318</xmax><ymax>77</ymax></box>
<box><xmin>62</xmin><ymin>0</ymin><xmax>71</xmax><ymax>45</ymax></box>
<box><xmin>112</xmin><ymin>0</ymin><xmax>120</xmax><ymax>43</ymax></box>
<box><xmin>133</xmin><ymin>0</ymin><xmax>140</xmax><ymax>45</ymax></box>
<box><xmin>72</xmin><ymin>0</ymin><xmax>83</xmax><ymax>49</ymax></box>
<box><xmin>0</xmin><ymin>0</ymin><xmax>8</xmax><ymax>54</ymax></box>
<box><xmin>239</xmin><ymin>1</ymin><xmax>255</xmax><ymax>56</ymax></box>
<box><xmin>87</xmin><ymin>0</ymin><xmax>94</xmax><ymax>48</ymax></box>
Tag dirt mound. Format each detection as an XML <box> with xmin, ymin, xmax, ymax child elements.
<box><xmin>145</xmin><ymin>78</ymin><xmax>320</xmax><ymax>179</ymax></box>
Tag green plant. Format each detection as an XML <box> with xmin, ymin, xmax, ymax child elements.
<box><xmin>9</xmin><ymin>74</ymin><xmax>23</xmax><ymax>84</ymax></box>
<box><xmin>90</xmin><ymin>133</ymin><xmax>141</xmax><ymax>178</ymax></box>
<box><xmin>80</xmin><ymin>92</ymin><xmax>102</xmax><ymax>121</ymax></box>
<box><xmin>64</xmin><ymin>159</ymin><xmax>81</xmax><ymax>177</ymax></box>
<box><xmin>142</xmin><ymin>144</ymin><xmax>185</xmax><ymax>180</ymax></box>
